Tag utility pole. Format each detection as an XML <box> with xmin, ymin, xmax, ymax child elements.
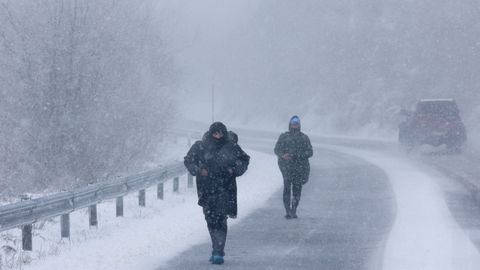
<box><xmin>211</xmin><ymin>83</ymin><xmax>215</xmax><ymax>123</ymax></box>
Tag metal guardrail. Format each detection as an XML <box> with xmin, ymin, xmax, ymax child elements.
<box><xmin>0</xmin><ymin>162</ymin><xmax>187</xmax><ymax>234</ymax></box>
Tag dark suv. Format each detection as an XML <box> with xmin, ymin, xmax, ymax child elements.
<box><xmin>398</xmin><ymin>99</ymin><xmax>467</xmax><ymax>152</ymax></box>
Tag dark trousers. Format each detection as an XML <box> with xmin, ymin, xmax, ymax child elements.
<box><xmin>203</xmin><ymin>208</ymin><xmax>228</xmax><ymax>256</ymax></box>
<box><xmin>227</xmin><ymin>179</ymin><xmax>237</xmax><ymax>217</ymax></box>
<box><xmin>283</xmin><ymin>177</ymin><xmax>303</xmax><ymax>213</ymax></box>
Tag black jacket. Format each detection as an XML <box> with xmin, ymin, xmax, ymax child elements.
<box><xmin>274</xmin><ymin>129</ymin><xmax>313</xmax><ymax>184</ymax></box>
<box><xmin>184</xmin><ymin>132</ymin><xmax>249</xmax><ymax>214</ymax></box>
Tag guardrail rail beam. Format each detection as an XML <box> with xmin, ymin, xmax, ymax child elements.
<box><xmin>0</xmin><ymin>161</ymin><xmax>187</xmax><ymax>248</ymax></box>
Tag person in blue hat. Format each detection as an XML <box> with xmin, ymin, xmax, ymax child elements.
<box><xmin>274</xmin><ymin>115</ymin><xmax>313</xmax><ymax>219</ymax></box>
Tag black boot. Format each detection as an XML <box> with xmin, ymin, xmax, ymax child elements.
<box><xmin>284</xmin><ymin>206</ymin><xmax>292</xmax><ymax>219</ymax></box>
<box><xmin>291</xmin><ymin>205</ymin><xmax>298</xmax><ymax>219</ymax></box>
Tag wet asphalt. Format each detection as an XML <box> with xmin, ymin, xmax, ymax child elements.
<box><xmin>160</xmin><ymin>142</ymin><xmax>396</xmax><ymax>270</ymax></box>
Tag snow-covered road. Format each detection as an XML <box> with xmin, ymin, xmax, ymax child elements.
<box><xmin>6</xmin><ymin>134</ymin><xmax>480</xmax><ymax>270</ymax></box>
<box><xmin>322</xmin><ymin>145</ymin><xmax>480</xmax><ymax>270</ymax></box>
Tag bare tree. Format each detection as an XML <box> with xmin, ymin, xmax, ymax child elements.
<box><xmin>0</xmin><ymin>0</ymin><xmax>177</xmax><ymax>196</ymax></box>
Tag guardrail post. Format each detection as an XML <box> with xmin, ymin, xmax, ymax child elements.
<box><xmin>22</xmin><ymin>224</ymin><xmax>33</xmax><ymax>251</ymax></box>
<box><xmin>116</xmin><ymin>197</ymin><xmax>124</xmax><ymax>217</ymax></box>
<box><xmin>89</xmin><ymin>205</ymin><xmax>98</xmax><ymax>227</ymax></box>
<box><xmin>188</xmin><ymin>174</ymin><xmax>194</xmax><ymax>188</ymax></box>
<box><xmin>157</xmin><ymin>183</ymin><xmax>164</xmax><ymax>200</ymax></box>
<box><xmin>61</xmin><ymin>214</ymin><xmax>70</xmax><ymax>238</ymax></box>
<box><xmin>139</xmin><ymin>190</ymin><xmax>146</xmax><ymax>207</ymax></box>
<box><xmin>173</xmin><ymin>177</ymin><xmax>179</xmax><ymax>192</ymax></box>
<box><xmin>20</xmin><ymin>195</ymin><xmax>33</xmax><ymax>251</ymax></box>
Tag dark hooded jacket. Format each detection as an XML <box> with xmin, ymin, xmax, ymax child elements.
<box><xmin>184</xmin><ymin>123</ymin><xmax>250</xmax><ymax>214</ymax></box>
<box><xmin>274</xmin><ymin>121</ymin><xmax>313</xmax><ymax>184</ymax></box>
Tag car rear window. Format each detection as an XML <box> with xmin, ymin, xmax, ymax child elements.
<box><xmin>415</xmin><ymin>101</ymin><xmax>459</xmax><ymax>118</ymax></box>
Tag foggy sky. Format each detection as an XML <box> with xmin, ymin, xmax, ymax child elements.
<box><xmin>171</xmin><ymin>0</ymin><xmax>480</xmax><ymax>135</ymax></box>
<box><xmin>168</xmin><ymin>0</ymin><xmax>266</xmax><ymax>123</ymax></box>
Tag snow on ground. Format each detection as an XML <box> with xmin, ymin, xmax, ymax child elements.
<box><xmin>1</xmin><ymin>150</ymin><xmax>280</xmax><ymax>270</ymax></box>
<box><xmin>319</xmin><ymin>144</ymin><xmax>480</xmax><ymax>270</ymax></box>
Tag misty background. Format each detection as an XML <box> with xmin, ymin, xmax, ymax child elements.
<box><xmin>1</xmin><ymin>0</ymin><xmax>479</xmax><ymax>197</ymax></box>
<box><xmin>175</xmin><ymin>0</ymin><xmax>480</xmax><ymax>134</ymax></box>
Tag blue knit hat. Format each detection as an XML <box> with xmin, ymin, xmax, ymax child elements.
<box><xmin>290</xmin><ymin>115</ymin><xmax>300</xmax><ymax>125</ymax></box>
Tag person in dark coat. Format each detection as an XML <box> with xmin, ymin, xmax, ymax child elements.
<box><xmin>274</xmin><ymin>115</ymin><xmax>313</xmax><ymax>219</ymax></box>
<box><xmin>184</xmin><ymin>122</ymin><xmax>249</xmax><ymax>264</ymax></box>
<box><xmin>199</xmin><ymin>130</ymin><xmax>249</xmax><ymax>219</ymax></box>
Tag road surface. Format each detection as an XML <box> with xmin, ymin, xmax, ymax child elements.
<box><xmin>162</xmin><ymin>142</ymin><xmax>395</xmax><ymax>269</ymax></box>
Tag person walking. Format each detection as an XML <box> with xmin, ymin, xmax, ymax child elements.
<box><xmin>274</xmin><ymin>115</ymin><xmax>313</xmax><ymax>219</ymax></box>
<box><xmin>184</xmin><ymin>122</ymin><xmax>249</xmax><ymax>264</ymax></box>
<box><xmin>198</xmin><ymin>130</ymin><xmax>248</xmax><ymax>219</ymax></box>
